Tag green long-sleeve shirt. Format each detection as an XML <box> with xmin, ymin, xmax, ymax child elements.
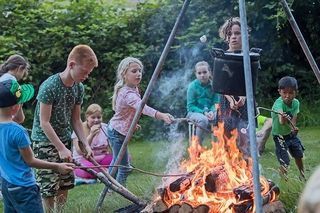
<box><xmin>187</xmin><ymin>79</ymin><xmax>220</xmax><ymax>113</ymax></box>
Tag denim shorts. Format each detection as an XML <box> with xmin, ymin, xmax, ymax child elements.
<box><xmin>1</xmin><ymin>178</ymin><xmax>44</xmax><ymax>213</ymax></box>
<box><xmin>273</xmin><ymin>133</ymin><xmax>304</xmax><ymax>166</ymax></box>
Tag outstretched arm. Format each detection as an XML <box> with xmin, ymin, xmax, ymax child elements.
<box><xmin>20</xmin><ymin>146</ymin><xmax>74</xmax><ymax>174</ymax></box>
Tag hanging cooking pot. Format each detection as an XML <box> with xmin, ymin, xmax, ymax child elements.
<box><xmin>211</xmin><ymin>48</ymin><xmax>262</xmax><ymax>96</ymax></box>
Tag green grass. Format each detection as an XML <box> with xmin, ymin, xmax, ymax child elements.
<box><xmin>1</xmin><ymin>127</ymin><xmax>319</xmax><ymax>212</ymax></box>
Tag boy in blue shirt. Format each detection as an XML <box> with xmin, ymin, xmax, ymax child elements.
<box><xmin>0</xmin><ymin>79</ymin><xmax>74</xmax><ymax>213</ymax></box>
<box><xmin>271</xmin><ymin>76</ymin><xmax>305</xmax><ymax>180</ymax></box>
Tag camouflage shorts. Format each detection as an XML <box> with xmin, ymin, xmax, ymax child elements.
<box><xmin>33</xmin><ymin>140</ymin><xmax>74</xmax><ymax>198</ymax></box>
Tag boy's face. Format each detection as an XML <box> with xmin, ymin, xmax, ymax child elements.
<box><xmin>195</xmin><ymin>65</ymin><xmax>210</xmax><ymax>84</ymax></box>
<box><xmin>279</xmin><ymin>87</ymin><xmax>297</xmax><ymax>105</ymax></box>
<box><xmin>227</xmin><ymin>24</ymin><xmax>242</xmax><ymax>51</ymax></box>
<box><xmin>70</xmin><ymin>61</ymin><xmax>95</xmax><ymax>83</ymax></box>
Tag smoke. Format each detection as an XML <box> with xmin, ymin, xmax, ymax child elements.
<box><xmin>146</xmin><ymin>43</ymin><xmax>210</xmax><ymax>189</ymax></box>
<box><xmin>155</xmin><ymin>122</ymin><xmax>188</xmax><ymax>188</ymax></box>
<box><xmin>151</xmin><ymin>42</ymin><xmax>207</xmax><ymax>117</ymax></box>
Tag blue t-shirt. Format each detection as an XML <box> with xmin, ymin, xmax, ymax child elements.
<box><xmin>0</xmin><ymin>122</ymin><xmax>36</xmax><ymax>186</ymax></box>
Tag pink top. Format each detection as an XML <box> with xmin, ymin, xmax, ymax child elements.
<box><xmin>72</xmin><ymin>123</ymin><xmax>111</xmax><ymax>161</ymax></box>
<box><xmin>109</xmin><ymin>85</ymin><xmax>157</xmax><ymax>135</ymax></box>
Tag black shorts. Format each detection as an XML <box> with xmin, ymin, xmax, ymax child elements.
<box><xmin>273</xmin><ymin>133</ymin><xmax>304</xmax><ymax>166</ymax></box>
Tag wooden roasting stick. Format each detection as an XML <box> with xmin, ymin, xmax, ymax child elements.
<box><xmin>77</xmin><ymin>140</ymin><xmax>146</xmax><ymax>206</ymax></box>
<box><xmin>257</xmin><ymin>107</ymin><xmax>297</xmax><ymax>130</ymax></box>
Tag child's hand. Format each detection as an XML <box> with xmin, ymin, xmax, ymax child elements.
<box><xmin>83</xmin><ymin>145</ymin><xmax>93</xmax><ymax>159</ymax></box>
<box><xmin>57</xmin><ymin>162</ymin><xmax>74</xmax><ymax>174</ymax></box>
<box><xmin>236</xmin><ymin>97</ymin><xmax>246</xmax><ymax>107</ymax></box>
<box><xmin>58</xmin><ymin>147</ymin><xmax>73</xmax><ymax>162</ymax></box>
<box><xmin>90</xmin><ymin>124</ymin><xmax>101</xmax><ymax>137</ymax></box>
<box><xmin>280</xmin><ymin>112</ymin><xmax>291</xmax><ymax>121</ymax></box>
<box><xmin>135</xmin><ymin>124</ymin><xmax>141</xmax><ymax>131</ymax></box>
<box><xmin>156</xmin><ymin>112</ymin><xmax>173</xmax><ymax>124</ymax></box>
<box><xmin>229</xmin><ymin>100</ymin><xmax>238</xmax><ymax>110</ymax></box>
<box><xmin>205</xmin><ymin>111</ymin><xmax>215</xmax><ymax>120</ymax></box>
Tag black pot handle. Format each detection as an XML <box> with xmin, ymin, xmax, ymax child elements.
<box><xmin>250</xmin><ymin>48</ymin><xmax>263</xmax><ymax>54</ymax></box>
<box><xmin>211</xmin><ymin>48</ymin><xmax>225</xmax><ymax>57</ymax></box>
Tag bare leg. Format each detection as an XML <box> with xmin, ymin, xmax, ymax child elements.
<box><xmin>295</xmin><ymin>158</ymin><xmax>306</xmax><ymax>180</ymax></box>
<box><xmin>43</xmin><ymin>197</ymin><xmax>55</xmax><ymax>213</ymax></box>
<box><xmin>278</xmin><ymin>164</ymin><xmax>289</xmax><ymax>181</ymax></box>
<box><xmin>56</xmin><ymin>190</ymin><xmax>68</xmax><ymax>213</ymax></box>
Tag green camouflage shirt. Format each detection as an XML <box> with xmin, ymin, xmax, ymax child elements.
<box><xmin>31</xmin><ymin>73</ymin><xmax>84</xmax><ymax>143</ymax></box>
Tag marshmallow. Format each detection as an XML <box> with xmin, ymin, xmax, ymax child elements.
<box><xmin>200</xmin><ymin>35</ymin><xmax>207</xmax><ymax>43</ymax></box>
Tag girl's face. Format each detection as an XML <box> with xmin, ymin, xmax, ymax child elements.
<box><xmin>195</xmin><ymin>65</ymin><xmax>211</xmax><ymax>84</ymax></box>
<box><xmin>278</xmin><ymin>88</ymin><xmax>297</xmax><ymax>105</ymax></box>
<box><xmin>86</xmin><ymin>111</ymin><xmax>102</xmax><ymax>128</ymax></box>
<box><xmin>227</xmin><ymin>24</ymin><xmax>242</xmax><ymax>51</ymax></box>
<box><xmin>12</xmin><ymin>66</ymin><xmax>28</xmax><ymax>81</ymax></box>
<box><xmin>124</xmin><ymin>62</ymin><xmax>142</xmax><ymax>87</ymax></box>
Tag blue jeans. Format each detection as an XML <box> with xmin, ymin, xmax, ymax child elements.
<box><xmin>2</xmin><ymin>178</ymin><xmax>44</xmax><ymax>213</ymax></box>
<box><xmin>107</xmin><ymin>126</ymin><xmax>130</xmax><ymax>186</ymax></box>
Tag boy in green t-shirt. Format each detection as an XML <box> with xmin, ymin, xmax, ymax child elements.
<box><xmin>271</xmin><ymin>76</ymin><xmax>305</xmax><ymax>180</ymax></box>
<box><xmin>31</xmin><ymin>45</ymin><xmax>98</xmax><ymax>212</ymax></box>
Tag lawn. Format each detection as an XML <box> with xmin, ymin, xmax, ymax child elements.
<box><xmin>0</xmin><ymin>127</ymin><xmax>319</xmax><ymax>212</ymax></box>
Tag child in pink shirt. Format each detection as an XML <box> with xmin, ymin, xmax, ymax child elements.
<box><xmin>108</xmin><ymin>57</ymin><xmax>173</xmax><ymax>186</ymax></box>
<box><xmin>72</xmin><ymin>104</ymin><xmax>112</xmax><ymax>179</ymax></box>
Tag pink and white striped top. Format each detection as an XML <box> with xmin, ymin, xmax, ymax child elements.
<box><xmin>109</xmin><ymin>85</ymin><xmax>157</xmax><ymax>135</ymax></box>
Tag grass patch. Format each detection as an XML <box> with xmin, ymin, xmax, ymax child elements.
<box><xmin>0</xmin><ymin>127</ymin><xmax>319</xmax><ymax>212</ymax></box>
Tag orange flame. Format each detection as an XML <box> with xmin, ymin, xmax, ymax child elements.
<box><xmin>162</xmin><ymin>122</ymin><xmax>277</xmax><ymax>212</ymax></box>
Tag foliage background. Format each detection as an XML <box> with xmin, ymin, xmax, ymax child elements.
<box><xmin>0</xmin><ymin>0</ymin><xmax>319</xmax><ymax>137</ymax></box>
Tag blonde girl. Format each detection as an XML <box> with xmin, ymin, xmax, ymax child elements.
<box><xmin>72</xmin><ymin>103</ymin><xmax>112</xmax><ymax>179</ymax></box>
<box><xmin>108</xmin><ymin>57</ymin><xmax>173</xmax><ymax>186</ymax></box>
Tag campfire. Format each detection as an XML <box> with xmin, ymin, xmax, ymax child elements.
<box><xmin>149</xmin><ymin>122</ymin><xmax>281</xmax><ymax>213</ymax></box>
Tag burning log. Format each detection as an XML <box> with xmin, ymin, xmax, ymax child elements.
<box><xmin>232</xmin><ymin>200</ymin><xmax>253</xmax><ymax>213</ymax></box>
<box><xmin>193</xmin><ymin>204</ymin><xmax>210</xmax><ymax>213</ymax></box>
<box><xmin>154</xmin><ymin>122</ymin><xmax>282</xmax><ymax>212</ymax></box>
<box><xmin>233</xmin><ymin>185</ymin><xmax>253</xmax><ymax>201</ymax></box>
<box><xmin>231</xmin><ymin>180</ymin><xmax>281</xmax><ymax>213</ymax></box>
<box><xmin>262</xmin><ymin>200</ymin><xmax>285</xmax><ymax>213</ymax></box>
<box><xmin>205</xmin><ymin>166</ymin><xmax>230</xmax><ymax>192</ymax></box>
<box><xmin>153</xmin><ymin>199</ymin><xmax>168</xmax><ymax>213</ymax></box>
<box><xmin>169</xmin><ymin>176</ymin><xmax>192</xmax><ymax>192</ymax></box>
<box><xmin>168</xmin><ymin>204</ymin><xmax>181</xmax><ymax>212</ymax></box>
<box><xmin>178</xmin><ymin>203</ymin><xmax>193</xmax><ymax>212</ymax></box>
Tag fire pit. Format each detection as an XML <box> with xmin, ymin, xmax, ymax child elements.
<box><xmin>142</xmin><ymin>123</ymin><xmax>284</xmax><ymax>213</ymax></box>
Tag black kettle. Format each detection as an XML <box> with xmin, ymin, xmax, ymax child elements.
<box><xmin>211</xmin><ymin>48</ymin><xmax>262</xmax><ymax>96</ymax></box>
